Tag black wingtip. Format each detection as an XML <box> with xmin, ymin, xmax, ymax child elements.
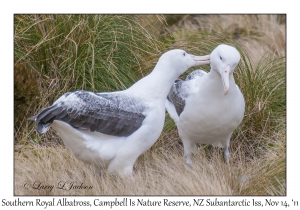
<box><xmin>36</xmin><ymin>122</ymin><xmax>51</xmax><ymax>134</ymax></box>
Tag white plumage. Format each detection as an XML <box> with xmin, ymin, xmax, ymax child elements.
<box><xmin>165</xmin><ymin>44</ymin><xmax>245</xmax><ymax>165</ymax></box>
<box><xmin>29</xmin><ymin>49</ymin><xmax>210</xmax><ymax>176</ymax></box>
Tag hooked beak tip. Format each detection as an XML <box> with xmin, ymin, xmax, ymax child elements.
<box><xmin>222</xmin><ymin>64</ymin><xmax>231</xmax><ymax>95</ymax></box>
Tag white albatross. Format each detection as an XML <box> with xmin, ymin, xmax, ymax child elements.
<box><xmin>28</xmin><ymin>49</ymin><xmax>210</xmax><ymax>176</ymax></box>
<box><xmin>165</xmin><ymin>44</ymin><xmax>245</xmax><ymax>166</ymax></box>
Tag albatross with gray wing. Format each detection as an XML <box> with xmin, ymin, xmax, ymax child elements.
<box><xmin>165</xmin><ymin>44</ymin><xmax>245</xmax><ymax>166</ymax></box>
<box><xmin>29</xmin><ymin>49</ymin><xmax>210</xmax><ymax>176</ymax></box>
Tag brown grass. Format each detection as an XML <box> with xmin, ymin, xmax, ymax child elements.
<box><xmin>167</xmin><ymin>14</ymin><xmax>285</xmax><ymax>63</ymax></box>
<box><xmin>14</xmin><ymin>129</ymin><xmax>285</xmax><ymax>196</ymax></box>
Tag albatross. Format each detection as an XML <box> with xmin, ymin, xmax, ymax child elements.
<box><xmin>28</xmin><ymin>49</ymin><xmax>210</xmax><ymax>176</ymax></box>
<box><xmin>165</xmin><ymin>44</ymin><xmax>245</xmax><ymax>166</ymax></box>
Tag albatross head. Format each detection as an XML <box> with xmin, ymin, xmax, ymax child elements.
<box><xmin>210</xmin><ymin>44</ymin><xmax>240</xmax><ymax>95</ymax></box>
<box><xmin>159</xmin><ymin>49</ymin><xmax>210</xmax><ymax>75</ymax></box>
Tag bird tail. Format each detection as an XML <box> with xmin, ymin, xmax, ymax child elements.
<box><xmin>28</xmin><ymin>105</ymin><xmax>59</xmax><ymax>134</ymax></box>
<box><xmin>27</xmin><ymin>115</ymin><xmax>37</xmax><ymax>121</ymax></box>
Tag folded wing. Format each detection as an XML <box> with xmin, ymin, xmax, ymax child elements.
<box><xmin>167</xmin><ymin>70</ymin><xmax>207</xmax><ymax>116</ymax></box>
<box><xmin>30</xmin><ymin>90</ymin><xmax>147</xmax><ymax>137</ymax></box>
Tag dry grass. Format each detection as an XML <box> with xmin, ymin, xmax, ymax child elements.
<box><xmin>14</xmin><ymin>129</ymin><xmax>285</xmax><ymax>196</ymax></box>
<box><xmin>166</xmin><ymin>14</ymin><xmax>285</xmax><ymax>63</ymax></box>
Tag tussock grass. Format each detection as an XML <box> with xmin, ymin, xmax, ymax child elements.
<box><xmin>14</xmin><ymin>14</ymin><xmax>167</xmax><ymax>144</ymax></box>
<box><xmin>14</xmin><ymin>14</ymin><xmax>286</xmax><ymax>196</ymax></box>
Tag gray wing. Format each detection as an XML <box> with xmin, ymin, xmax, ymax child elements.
<box><xmin>186</xmin><ymin>69</ymin><xmax>206</xmax><ymax>80</ymax></box>
<box><xmin>167</xmin><ymin>79</ymin><xmax>186</xmax><ymax>116</ymax></box>
<box><xmin>29</xmin><ymin>90</ymin><xmax>147</xmax><ymax>137</ymax></box>
<box><xmin>167</xmin><ymin>70</ymin><xmax>207</xmax><ymax>116</ymax></box>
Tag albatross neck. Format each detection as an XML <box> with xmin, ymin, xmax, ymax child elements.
<box><xmin>128</xmin><ymin>65</ymin><xmax>180</xmax><ymax>101</ymax></box>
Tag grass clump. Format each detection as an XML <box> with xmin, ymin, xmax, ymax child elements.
<box><xmin>14</xmin><ymin>14</ymin><xmax>167</xmax><ymax>144</ymax></box>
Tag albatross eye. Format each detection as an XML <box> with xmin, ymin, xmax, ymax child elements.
<box><xmin>220</xmin><ymin>56</ymin><xmax>222</xmax><ymax>60</ymax></box>
<box><xmin>183</xmin><ymin>52</ymin><xmax>186</xmax><ymax>56</ymax></box>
